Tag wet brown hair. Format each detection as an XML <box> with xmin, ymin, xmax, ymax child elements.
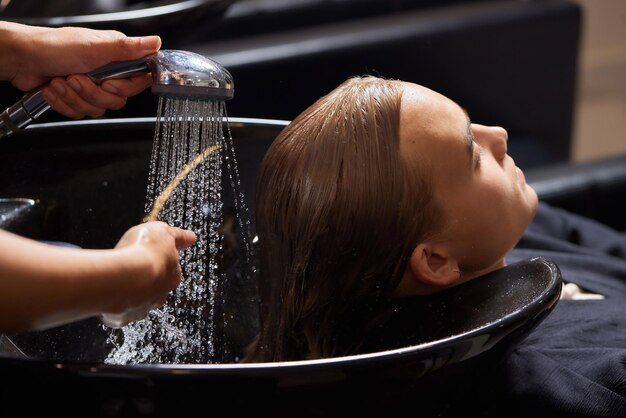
<box><xmin>246</xmin><ymin>76</ymin><xmax>441</xmax><ymax>362</ymax></box>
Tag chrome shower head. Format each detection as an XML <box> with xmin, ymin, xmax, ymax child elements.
<box><xmin>148</xmin><ymin>50</ymin><xmax>234</xmax><ymax>100</ymax></box>
<box><xmin>0</xmin><ymin>49</ymin><xmax>234</xmax><ymax>138</ymax></box>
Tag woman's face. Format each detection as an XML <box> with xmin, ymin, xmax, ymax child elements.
<box><xmin>399</xmin><ymin>82</ymin><xmax>538</xmax><ymax>278</ymax></box>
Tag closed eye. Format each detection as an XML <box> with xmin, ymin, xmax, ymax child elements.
<box><xmin>474</xmin><ymin>144</ymin><xmax>485</xmax><ymax>170</ymax></box>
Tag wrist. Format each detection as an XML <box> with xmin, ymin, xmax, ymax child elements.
<box><xmin>30</xmin><ymin>246</ymin><xmax>142</xmax><ymax>321</ymax></box>
<box><xmin>0</xmin><ymin>231</ymin><xmax>150</xmax><ymax>332</ymax></box>
<box><xmin>70</xmin><ymin>247</ymin><xmax>145</xmax><ymax>314</ymax></box>
<box><xmin>0</xmin><ymin>21</ymin><xmax>32</xmax><ymax>83</ymax></box>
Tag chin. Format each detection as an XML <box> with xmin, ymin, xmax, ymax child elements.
<box><xmin>518</xmin><ymin>181</ymin><xmax>537</xmax><ymax>210</ymax></box>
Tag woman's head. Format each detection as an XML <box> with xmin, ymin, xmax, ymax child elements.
<box><xmin>396</xmin><ymin>82</ymin><xmax>537</xmax><ymax>294</ymax></box>
<box><xmin>248</xmin><ymin>77</ymin><xmax>537</xmax><ymax>362</ymax></box>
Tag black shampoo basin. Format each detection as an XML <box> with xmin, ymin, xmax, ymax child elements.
<box><xmin>0</xmin><ymin>118</ymin><xmax>561</xmax><ymax>416</ymax></box>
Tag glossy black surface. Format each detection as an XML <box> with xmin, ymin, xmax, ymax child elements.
<box><xmin>0</xmin><ymin>119</ymin><xmax>561</xmax><ymax>416</ymax></box>
<box><xmin>0</xmin><ymin>198</ymin><xmax>35</xmax><ymax>229</ymax></box>
<box><xmin>0</xmin><ymin>0</ymin><xmax>234</xmax><ymax>44</ymax></box>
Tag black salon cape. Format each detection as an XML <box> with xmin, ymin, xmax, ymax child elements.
<box><xmin>495</xmin><ymin>202</ymin><xmax>626</xmax><ymax>417</ymax></box>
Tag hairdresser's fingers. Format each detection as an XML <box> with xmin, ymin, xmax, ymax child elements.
<box><xmin>101</xmin><ymin>74</ymin><xmax>152</xmax><ymax>98</ymax></box>
<box><xmin>120</xmin><ymin>222</ymin><xmax>195</xmax><ymax>252</ymax></box>
<box><xmin>167</xmin><ymin>226</ymin><xmax>197</xmax><ymax>251</ymax></box>
<box><xmin>42</xmin><ymin>86</ymin><xmax>99</xmax><ymax>120</ymax></box>
<box><xmin>64</xmin><ymin>75</ymin><xmax>128</xmax><ymax>110</ymax></box>
<box><xmin>42</xmin><ymin>78</ymin><xmax>106</xmax><ymax>119</ymax></box>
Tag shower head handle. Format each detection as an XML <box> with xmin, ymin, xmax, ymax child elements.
<box><xmin>0</xmin><ymin>50</ymin><xmax>234</xmax><ymax>139</ymax></box>
<box><xmin>0</xmin><ymin>57</ymin><xmax>153</xmax><ymax>138</ymax></box>
<box><xmin>87</xmin><ymin>58</ymin><xmax>151</xmax><ymax>81</ymax></box>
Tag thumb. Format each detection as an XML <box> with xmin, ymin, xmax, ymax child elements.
<box><xmin>107</xmin><ymin>35</ymin><xmax>162</xmax><ymax>62</ymax></box>
<box><xmin>168</xmin><ymin>227</ymin><xmax>197</xmax><ymax>251</ymax></box>
<box><xmin>81</xmin><ymin>34</ymin><xmax>161</xmax><ymax>71</ymax></box>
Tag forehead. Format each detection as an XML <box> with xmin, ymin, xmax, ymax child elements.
<box><xmin>399</xmin><ymin>82</ymin><xmax>466</xmax><ymax>132</ymax></box>
<box><xmin>398</xmin><ymin>83</ymin><xmax>471</xmax><ymax>175</ymax></box>
<box><xmin>399</xmin><ymin>83</ymin><xmax>468</xmax><ymax>145</ymax></box>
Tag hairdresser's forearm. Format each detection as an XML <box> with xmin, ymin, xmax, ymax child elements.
<box><xmin>0</xmin><ymin>230</ymin><xmax>136</xmax><ymax>332</ymax></box>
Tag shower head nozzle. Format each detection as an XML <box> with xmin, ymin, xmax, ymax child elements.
<box><xmin>147</xmin><ymin>50</ymin><xmax>234</xmax><ymax>101</ymax></box>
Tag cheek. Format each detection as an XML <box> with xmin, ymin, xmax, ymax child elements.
<box><xmin>447</xmin><ymin>177</ymin><xmax>528</xmax><ymax>269</ymax></box>
<box><xmin>450</xmin><ymin>210</ymin><xmax>517</xmax><ymax>273</ymax></box>
<box><xmin>476</xmin><ymin>162</ymin><xmax>529</xmax><ymax>217</ymax></box>
<box><xmin>473</xmin><ymin>172</ymin><xmax>529</xmax><ymax>235</ymax></box>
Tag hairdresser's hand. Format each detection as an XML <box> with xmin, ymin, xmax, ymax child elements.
<box><xmin>0</xmin><ymin>21</ymin><xmax>160</xmax><ymax>119</ymax></box>
<box><xmin>99</xmin><ymin>222</ymin><xmax>196</xmax><ymax>328</ymax></box>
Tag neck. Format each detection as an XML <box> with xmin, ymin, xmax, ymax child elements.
<box><xmin>460</xmin><ymin>257</ymin><xmax>507</xmax><ymax>285</ymax></box>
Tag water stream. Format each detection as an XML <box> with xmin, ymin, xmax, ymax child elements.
<box><xmin>105</xmin><ymin>97</ymin><xmax>254</xmax><ymax>364</ymax></box>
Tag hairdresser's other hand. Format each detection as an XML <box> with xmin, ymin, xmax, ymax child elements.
<box><xmin>99</xmin><ymin>222</ymin><xmax>196</xmax><ymax>328</ymax></box>
<box><xmin>0</xmin><ymin>21</ymin><xmax>160</xmax><ymax>119</ymax></box>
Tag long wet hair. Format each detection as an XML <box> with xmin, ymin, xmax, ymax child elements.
<box><xmin>246</xmin><ymin>76</ymin><xmax>442</xmax><ymax>362</ymax></box>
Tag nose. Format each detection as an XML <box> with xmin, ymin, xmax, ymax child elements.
<box><xmin>472</xmin><ymin>124</ymin><xmax>508</xmax><ymax>163</ymax></box>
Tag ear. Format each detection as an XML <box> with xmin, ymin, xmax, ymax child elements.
<box><xmin>407</xmin><ymin>243</ymin><xmax>461</xmax><ymax>289</ymax></box>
